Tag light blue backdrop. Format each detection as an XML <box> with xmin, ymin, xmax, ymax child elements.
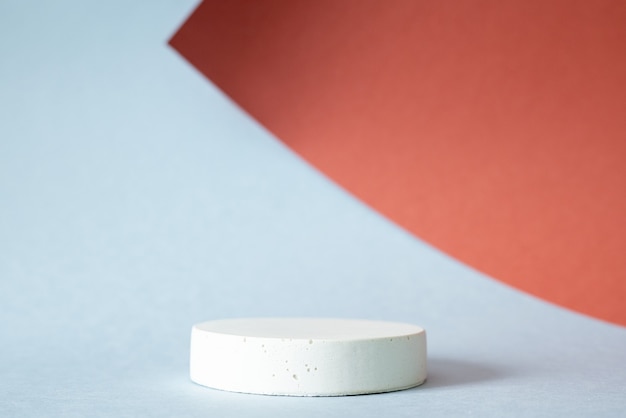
<box><xmin>1</xmin><ymin>2</ymin><xmax>625</xmax><ymax>416</ymax></box>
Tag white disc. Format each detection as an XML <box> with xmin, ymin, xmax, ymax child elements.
<box><xmin>189</xmin><ymin>318</ymin><xmax>427</xmax><ymax>396</ymax></box>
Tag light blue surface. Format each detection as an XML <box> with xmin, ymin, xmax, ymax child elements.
<box><xmin>1</xmin><ymin>2</ymin><xmax>625</xmax><ymax>416</ymax></box>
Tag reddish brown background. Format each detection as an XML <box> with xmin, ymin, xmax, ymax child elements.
<box><xmin>171</xmin><ymin>0</ymin><xmax>626</xmax><ymax>326</ymax></box>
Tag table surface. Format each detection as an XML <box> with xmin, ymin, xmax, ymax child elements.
<box><xmin>1</xmin><ymin>2</ymin><xmax>625</xmax><ymax>417</ymax></box>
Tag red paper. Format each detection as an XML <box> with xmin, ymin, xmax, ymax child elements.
<box><xmin>170</xmin><ymin>0</ymin><xmax>626</xmax><ymax>326</ymax></box>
